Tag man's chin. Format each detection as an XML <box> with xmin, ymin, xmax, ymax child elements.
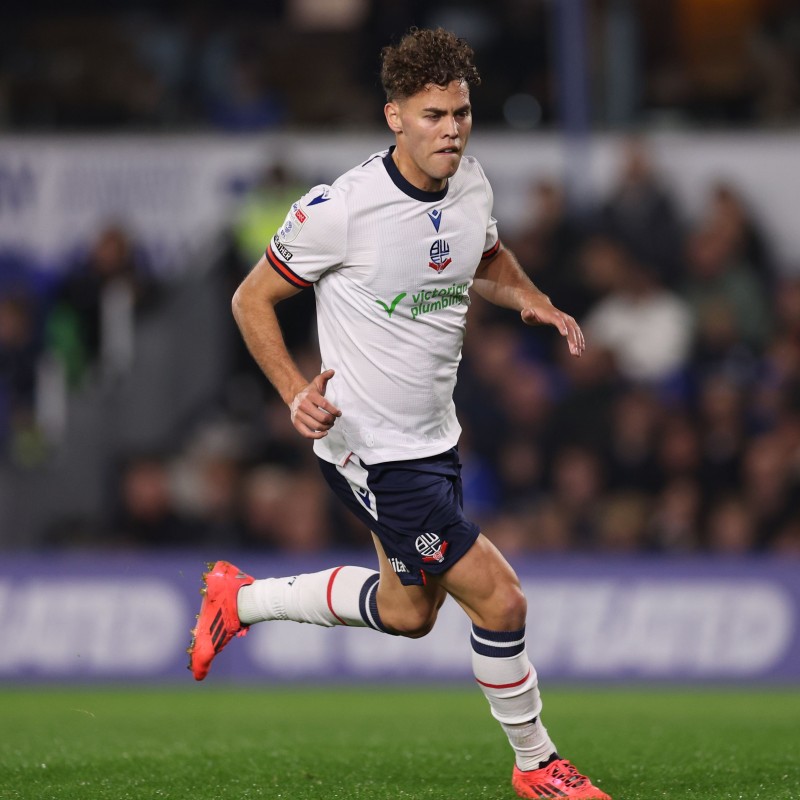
<box><xmin>430</xmin><ymin>155</ymin><xmax>462</xmax><ymax>178</ymax></box>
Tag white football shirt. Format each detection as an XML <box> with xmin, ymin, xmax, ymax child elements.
<box><xmin>266</xmin><ymin>147</ymin><xmax>500</xmax><ymax>465</ymax></box>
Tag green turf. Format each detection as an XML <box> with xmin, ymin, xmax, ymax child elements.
<box><xmin>0</xmin><ymin>686</ymin><xmax>797</xmax><ymax>799</ymax></box>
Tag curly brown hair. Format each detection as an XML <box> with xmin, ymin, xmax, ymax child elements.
<box><xmin>380</xmin><ymin>27</ymin><xmax>481</xmax><ymax>101</ymax></box>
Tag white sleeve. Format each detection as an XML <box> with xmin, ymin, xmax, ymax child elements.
<box><xmin>265</xmin><ymin>184</ymin><xmax>346</xmax><ymax>288</ymax></box>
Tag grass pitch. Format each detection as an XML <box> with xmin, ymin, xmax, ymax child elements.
<box><xmin>0</xmin><ymin>686</ymin><xmax>797</xmax><ymax>799</ymax></box>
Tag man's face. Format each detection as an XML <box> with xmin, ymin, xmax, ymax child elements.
<box><xmin>385</xmin><ymin>80</ymin><xmax>472</xmax><ymax>193</ymax></box>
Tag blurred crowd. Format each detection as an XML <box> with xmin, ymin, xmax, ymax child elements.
<box><xmin>2</xmin><ymin>0</ymin><xmax>800</xmax><ymax>555</ymax></box>
<box><xmin>455</xmin><ymin>143</ymin><xmax>800</xmax><ymax>557</ymax></box>
<box><xmin>5</xmin><ymin>139</ymin><xmax>798</xmax><ymax>556</ymax></box>
<box><xmin>2</xmin><ymin>0</ymin><xmax>800</xmax><ymax>131</ymax></box>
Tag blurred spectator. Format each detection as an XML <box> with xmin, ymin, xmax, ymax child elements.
<box><xmin>582</xmin><ymin>246</ymin><xmax>694</xmax><ymax>385</ymax></box>
<box><xmin>596</xmin><ymin>491</ymin><xmax>649</xmax><ymax>552</ymax></box>
<box><xmin>549</xmin><ymin>445</ymin><xmax>605</xmax><ymax>549</ymax></box>
<box><xmin>655</xmin><ymin>412</ymin><xmax>702</xmax><ymax>486</ymax></box>
<box><xmin>605</xmin><ymin>387</ymin><xmax>662</xmax><ymax>493</ymax></box>
<box><xmin>171</xmin><ymin>427</ymin><xmax>248</xmax><ymax>547</ymax></box>
<box><xmin>775</xmin><ymin>275</ymin><xmax>800</xmax><ymax>342</ymax></box>
<box><xmin>497</xmin><ymin>361</ymin><xmax>554</xmax><ymax>443</ymax></box>
<box><xmin>48</xmin><ymin>225</ymin><xmax>159</xmax><ymax>386</ymax></box>
<box><xmin>646</xmin><ymin>477</ymin><xmax>701</xmax><ymax>553</ymax></box>
<box><xmin>548</xmin><ymin>342</ymin><xmax>618</xmax><ymax>453</ymax></box>
<box><xmin>688</xmin><ymin>286</ymin><xmax>762</xmax><ymax>392</ymax></box>
<box><xmin>456</xmin><ymin>323</ymin><xmax>524</xmax><ymax>459</ymax></box>
<box><xmin>507</xmin><ymin>179</ymin><xmax>590</xmax><ymax>317</ymax></box>
<box><xmin>229</xmin><ymin>161</ymin><xmax>315</xmax><ymax>352</ymax></box>
<box><xmin>705</xmin><ymin>494</ymin><xmax>758</xmax><ymax>555</ymax></box>
<box><xmin>232</xmin><ymin>162</ymin><xmax>308</xmax><ymax>268</ymax></box>
<box><xmin>239</xmin><ymin>464</ymin><xmax>330</xmax><ymax>552</ymax></box>
<box><xmin>190</xmin><ymin>453</ymin><xmax>244</xmax><ymax>545</ymax></box>
<box><xmin>770</xmin><ymin>520</ymin><xmax>800</xmax><ymax>556</ymax></box>
<box><xmin>596</xmin><ymin>139</ymin><xmax>684</xmax><ymax>285</ymax></box>
<box><xmin>484</xmin><ymin>511</ymin><xmax>537</xmax><ymax>557</ymax></box>
<box><xmin>703</xmin><ymin>181</ymin><xmax>777</xmax><ymax>292</ymax></box>
<box><xmin>695</xmin><ymin>373</ymin><xmax>746</xmax><ymax>495</ymax></box>
<box><xmin>459</xmin><ymin>427</ymin><xmax>501</xmax><ymax>522</ymax></box>
<box><xmin>528</xmin><ymin>499</ymin><xmax>572</xmax><ymax>553</ymax></box>
<box><xmin>213</xmin><ymin>162</ymin><xmax>319</xmax><ymax>435</ymax></box>
<box><xmin>112</xmin><ymin>454</ymin><xmax>194</xmax><ymax>547</ymax></box>
<box><xmin>495</xmin><ymin>439</ymin><xmax>543</xmax><ymax>511</ymax></box>
<box><xmin>683</xmin><ymin>220</ymin><xmax>771</xmax><ymax>351</ymax></box>
<box><xmin>741</xmin><ymin>432</ymin><xmax>800</xmax><ymax>548</ymax></box>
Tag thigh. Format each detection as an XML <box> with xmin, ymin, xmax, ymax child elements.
<box><xmin>434</xmin><ymin>533</ymin><xmax>527</xmax><ymax>630</ymax></box>
<box><xmin>371</xmin><ymin>533</ymin><xmax>447</xmax><ymax>629</ymax></box>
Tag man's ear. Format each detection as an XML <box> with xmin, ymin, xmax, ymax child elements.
<box><xmin>384</xmin><ymin>101</ymin><xmax>402</xmax><ymax>134</ymax></box>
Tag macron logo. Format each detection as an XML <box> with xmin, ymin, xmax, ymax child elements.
<box><xmin>427</xmin><ymin>208</ymin><xmax>442</xmax><ymax>232</ymax></box>
<box><xmin>308</xmin><ymin>191</ymin><xmax>330</xmax><ymax>205</ymax></box>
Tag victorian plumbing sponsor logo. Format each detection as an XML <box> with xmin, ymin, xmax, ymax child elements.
<box><xmin>376</xmin><ymin>282</ymin><xmax>469</xmax><ymax>320</ymax></box>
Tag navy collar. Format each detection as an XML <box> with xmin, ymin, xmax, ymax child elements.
<box><xmin>383</xmin><ymin>145</ymin><xmax>449</xmax><ymax>202</ymax></box>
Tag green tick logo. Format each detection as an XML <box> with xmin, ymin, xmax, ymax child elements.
<box><xmin>376</xmin><ymin>292</ymin><xmax>406</xmax><ymax>318</ymax></box>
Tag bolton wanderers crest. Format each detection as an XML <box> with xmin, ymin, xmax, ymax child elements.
<box><xmin>415</xmin><ymin>532</ymin><xmax>449</xmax><ymax>563</ymax></box>
<box><xmin>428</xmin><ymin>239</ymin><xmax>452</xmax><ymax>273</ymax></box>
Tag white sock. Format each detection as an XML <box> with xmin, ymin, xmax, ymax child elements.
<box><xmin>236</xmin><ymin>566</ymin><xmax>387</xmax><ymax>631</ymax></box>
<box><xmin>471</xmin><ymin>624</ymin><xmax>557</xmax><ymax>771</ymax></box>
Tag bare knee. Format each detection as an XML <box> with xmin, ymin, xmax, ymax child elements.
<box><xmin>476</xmin><ymin>583</ymin><xmax>528</xmax><ymax>631</ymax></box>
<box><xmin>383</xmin><ymin>606</ymin><xmax>439</xmax><ymax>639</ymax></box>
<box><xmin>499</xmin><ymin>584</ymin><xmax>527</xmax><ymax>630</ymax></box>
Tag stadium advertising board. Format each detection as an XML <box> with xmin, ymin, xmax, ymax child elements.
<box><xmin>1</xmin><ymin>553</ymin><xmax>798</xmax><ymax>684</ymax></box>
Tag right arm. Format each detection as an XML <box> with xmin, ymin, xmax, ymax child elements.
<box><xmin>231</xmin><ymin>256</ymin><xmax>341</xmax><ymax>439</ymax></box>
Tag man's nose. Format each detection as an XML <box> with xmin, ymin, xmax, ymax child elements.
<box><xmin>443</xmin><ymin>116</ymin><xmax>459</xmax><ymax>136</ymax></box>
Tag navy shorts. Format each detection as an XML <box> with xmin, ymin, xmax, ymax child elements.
<box><xmin>318</xmin><ymin>447</ymin><xmax>480</xmax><ymax>586</ymax></box>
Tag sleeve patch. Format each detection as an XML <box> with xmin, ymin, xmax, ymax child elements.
<box><xmin>277</xmin><ymin>202</ymin><xmax>308</xmax><ymax>243</ymax></box>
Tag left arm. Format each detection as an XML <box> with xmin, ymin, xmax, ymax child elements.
<box><xmin>473</xmin><ymin>246</ymin><xmax>585</xmax><ymax>357</ymax></box>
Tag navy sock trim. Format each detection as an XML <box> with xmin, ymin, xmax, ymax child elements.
<box><xmin>472</xmin><ymin>624</ymin><xmax>526</xmax><ymax>642</ymax></box>
<box><xmin>358</xmin><ymin>574</ymin><xmax>391</xmax><ymax>633</ymax></box>
<box><xmin>367</xmin><ymin>580</ymin><xmax>392</xmax><ymax>634</ymax></box>
<box><xmin>471</xmin><ymin>624</ymin><xmax>526</xmax><ymax>658</ymax></box>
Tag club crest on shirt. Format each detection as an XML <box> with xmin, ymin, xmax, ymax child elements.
<box><xmin>415</xmin><ymin>532</ymin><xmax>449</xmax><ymax>563</ymax></box>
<box><xmin>428</xmin><ymin>239</ymin><xmax>452</xmax><ymax>273</ymax></box>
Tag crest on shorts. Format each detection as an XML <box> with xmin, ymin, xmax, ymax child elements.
<box><xmin>415</xmin><ymin>532</ymin><xmax>449</xmax><ymax>564</ymax></box>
